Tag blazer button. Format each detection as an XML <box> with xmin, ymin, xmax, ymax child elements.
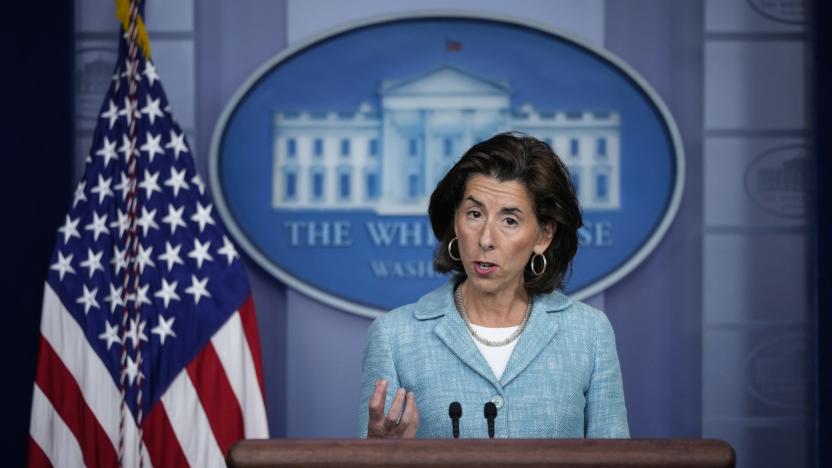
<box><xmin>490</xmin><ymin>395</ymin><xmax>504</xmax><ymax>409</ymax></box>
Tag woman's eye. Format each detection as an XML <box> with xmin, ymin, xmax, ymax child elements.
<box><xmin>468</xmin><ymin>210</ymin><xmax>481</xmax><ymax>218</ymax></box>
<box><xmin>505</xmin><ymin>218</ymin><xmax>518</xmax><ymax>226</ymax></box>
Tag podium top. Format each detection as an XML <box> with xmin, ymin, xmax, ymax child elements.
<box><xmin>227</xmin><ymin>438</ymin><xmax>735</xmax><ymax>468</ymax></box>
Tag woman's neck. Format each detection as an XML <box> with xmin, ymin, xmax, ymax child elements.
<box><xmin>460</xmin><ymin>280</ymin><xmax>529</xmax><ymax>327</ymax></box>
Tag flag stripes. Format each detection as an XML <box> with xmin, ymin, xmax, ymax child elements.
<box><xmin>31</xmin><ymin>282</ymin><xmax>263</xmax><ymax>467</ymax></box>
<box><xmin>160</xmin><ymin>371</ymin><xmax>226</xmax><ymax>467</ymax></box>
<box><xmin>35</xmin><ymin>338</ymin><xmax>119</xmax><ymax>467</ymax></box>
<box><xmin>237</xmin><ymin>297</ymin><xmax>267</xmax><ymax>399</ymax></box>
<box><xmin>141</xmin><ymin>405</ymin><xmax>189</xmax><ymax>468</ymax></box>
<box><xmin>189</xmin><ymin>345</ymin><xmax>245</xmax><ymax>454</ymax></box>
<box><xmin>29</xmin><ymin>386</ymin><xmax>85</xmax><ymax>467</ymax></box>
<box><xmin>27</xmin><ymin>436</ymin><xmax>53</xmax><ymax>468</ymax></box>
<box><xmin>211</xmin><ymin>303</ymin><xmax>269</xmax><ymax>438</ymax></box>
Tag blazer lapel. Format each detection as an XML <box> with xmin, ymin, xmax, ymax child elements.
<box><xmin>499</xmin><ymin>295</ymin><xmax>564</xmax><ymax>387</ymax></box>
<box><xmin>433</xmin><ymin>302</ymin><xmax>501</xmax><ymax>388</ymax></box>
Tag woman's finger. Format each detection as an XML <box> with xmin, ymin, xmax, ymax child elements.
<box><xmin>367</xmin><ymin>380</ymin><xmax>388</xmax><ymax>433</ymax></box>
<box><xmin>382</xmin><ymin>388</ymin><xmax>406</xmax><ymax>433</ymax></box>
<box><xmin>398</xmin><ymin>391</ymin><xmax>420</xmax><ymax>438</ymax></box>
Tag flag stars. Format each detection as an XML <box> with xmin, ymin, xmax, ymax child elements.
<box><xmin>164</xmin><ymin>167</ymin><xmax>189</xmax><ymax>197</ymax></box>
<box><xmin>162</xmin><ymin>204</ymin><xmax>187</xmax><ymax>234</ymax></box>
<box><xmin>128</xmin><ymin>283</ymin><xmax>152</xmax><ymax>307</ymax></box>
<box><xmin>111</xmin><ymin>245</ymin><xmax>128</xmax><ymax>275</ymax></box>
<box><xmin>218</xmin><ymin>236</ymin><xmax>239</xmax><ymax>265</ymax></box>
<box><xmin>185</xmin><ymin>274</ymin><xmax>211</xmax><ymax>304</ymax></box>
<box><xmin>154</xmin><ymin>278</ymin><xmax>180</xmax><ymax>308</ymax></box>
<box><xmin>73</xmin><ymin>181</ymin><xmax>88</xmax><ymax>208</ymax></box>
<box><xmin>124</xmin><ymin>317</ymin><xmax>149</xmax><ymax>350</ymax></box>
<box><xmin>143</xmin><ymin>60</ymin><xmax>160</xmax><ymax>86</ymax></box>
<box><xmin>158</xmin><ymin>242</ymin><xmax>184</xmax><ymax>271</ymax></box>
<box><xmin>140</xmin><ymin>131</ymin><xmax>164</xmax><ymax>162</ymax></box>
<box><xmin>120</xmin><ymin>58</ymin><xmax>142</xmax><ymax>82</ymax></box>
<box><xmin>111</xmin><ymin>70</ymin><xmax>121</xmax><ymax>92</ymax></box>
<box><xmin>124</xmin><ymin>355</ymin><xmax>144</xmax><ymax>386</ymax></box>
<box><xmin>188</xmin><ymin>239</ymin><xmax>214</xmax><ymax>269</ymax></box>
<box><xmin>110</xmin><ymin>209</ymin><xmax>129</xmax><ymax>238</ymax></box>
<box><xmin>191</xmin><ymin>202</ymin><xmax>215</xmax><ymax>232</ymax></box>
<box><xmin>140</xmin><ymin>96</ymin><xmax>164</xmax><ymax>125</ymax></box>
<box><xmin>90</xmin><ymin>174</ymin><xmax>114</xmax><ymax>204</ymax></box>
<box><xmin>84</xmin><ymin>211</ymin><xmax>109</xmax><ymax>241</ymax></box>
<box><xmin>95</xmin><ymin>136</ymin><xmax>118</xmax><ymax>167</ymax></box>
<box><xmin>118</xmin><ymin>135</ymin><xmax>133</xmax><ymax>161</ymax></box>
<box><xmin>57</xmin><ymin>215</ymin><xmax>81</xmax><ymax>244</ymax></box>
<box><xmin>191</xmin><ymin>174</ymin><xmax>206</xmax><ymax>195</ymax></box>
<box><xmin>114</xmin><ymin>173</ymin><xmax>131</xmax><ymax>201</ymax></box>
<box><xmin>152</xmin><ymin>315</ymin><xmax>176</xmax><ymax>345</ymax></box>
<box><xmin>138</xmin><ymin>169</ymin><xmax>162</xmax><ymax>200</ymax></box>
<box><xmin>136</xmin><ymin>244</ymin><xmax>156</xmax><ymax>274</ymax></box>
<box><xmin>118</xmin><ymin>96</ymin><xmax>138</xmax><ymax>123</ymax></box>
<box><xmin>50</xmin><ymin>252</ymin><xmax>76</xmax><ymax>281</ymax></box>
<box><xmin>100</xmin><ymin>99</ymin><xmax>119</xmax><ymax>129</ymax></box>
<box><xmin>98</xmin><ymin>321</ymin><xmax>121</xmax><ymax>350</ymax></box>
<box><xmin>136</xmin><ymin>206</ymin><xmax>159</xmax><ymax>236</ymax></box>
<box><xmin>104</xmin><ymin>283</ymin><xmax>125</xmax><ymax>314</ymax></box>
<box><xmin>76</xmin><ymin>285</ymin><xmax>100</xmax><ymax>314</ymax></box>
<box><xmin>165</xmin><ymin>130</ymin><xmax>189</xmax><ymax>160</ymax></box>
<box><xmin>79</xmin><ymin>248</ymin><xmax>105</xmax><ymax>278</ymax></box>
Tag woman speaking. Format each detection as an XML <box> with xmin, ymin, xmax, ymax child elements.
<box><xmin>358</xmin><ymin>133</ymin><xmax>628</xmax><ymax>438</ymax></box>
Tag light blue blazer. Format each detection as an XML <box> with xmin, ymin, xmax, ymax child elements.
<box><xmin>358</xmin><ymin>280</ymin><xmax>629</xmax><ymax>438</ymax></box>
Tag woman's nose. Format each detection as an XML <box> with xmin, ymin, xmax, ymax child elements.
<box><xmin>478</xmin><ymin>221</ymin><xmax>495</xmax><ymax>250</ymax></box>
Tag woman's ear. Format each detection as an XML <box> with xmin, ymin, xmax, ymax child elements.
<box><xmin>536</xmin><ymin>222</ymin><xmax>556</xmax><ymax>253</ymax></box>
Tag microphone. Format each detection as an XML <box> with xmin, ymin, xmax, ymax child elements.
<box><xmin>448</xmin><ymin>402</ymin><xmax>462</xmax><ymax>439</ymax></box>
<box><xmin>484</xmin><ymin>402</ymin><xmax>497</xmax><ymax>439</ymax></box>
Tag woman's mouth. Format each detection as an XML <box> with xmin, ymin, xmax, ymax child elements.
<box><xmin>473</xmin><ymin>262</ymin><xmax>498</xmax><ymax>275</ymax></box>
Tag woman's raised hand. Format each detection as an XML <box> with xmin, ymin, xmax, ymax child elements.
<box><xmin>367</xmin><ymin>379</ymin><xmax>420</xmax><ymax>438</ymax></box>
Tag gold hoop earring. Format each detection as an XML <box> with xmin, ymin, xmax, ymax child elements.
<box><xmin>530</xmin><ymin>252</ymin><xmax>547</xmax><ymax>276</ymax></box>
<box><xmin>448</xmin><ymin>237</ymin><xmax>461</xmax><ymax>261</ymax></box>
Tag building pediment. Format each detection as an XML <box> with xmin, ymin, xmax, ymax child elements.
<box><xmin>380</xmin><ymin>65</ymin><xmax>511</xmax><ymax>97</ymax></box>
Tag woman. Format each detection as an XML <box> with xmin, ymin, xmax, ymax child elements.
<box><xmin>358</xmin><ymin>133</ymin><xmax>628</xmax><ymax>438</ymax></box>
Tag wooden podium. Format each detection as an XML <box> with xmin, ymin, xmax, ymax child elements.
<box><xmin>227</xmin><ymin>439</ymin><xmax>735</xmax><ymax>467</ymax></box>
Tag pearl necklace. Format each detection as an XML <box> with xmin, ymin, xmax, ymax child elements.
<box><xmin>453</xmin><ymin>286</ymin><xmax>533</xmax><ymax>347</ymax></box>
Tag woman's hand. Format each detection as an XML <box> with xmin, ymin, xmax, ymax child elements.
<box><xmin>367</xmin><ymin>379</ymin><xmax>420</xmax><ymax>438</ymax></box>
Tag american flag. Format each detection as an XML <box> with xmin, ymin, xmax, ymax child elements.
<box><xmin>28</xmin><ymin>3</ymin><xmax>268</xmax><ymax>467</ymax></box>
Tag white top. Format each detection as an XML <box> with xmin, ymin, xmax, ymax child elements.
<box><xmin>468</xmin><ymin>324</ymin><xmax>519</xmax><ymax>380</ymax></box>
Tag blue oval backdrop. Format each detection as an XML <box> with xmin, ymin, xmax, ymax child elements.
<box><xmin>210</xmin><ymin>13</ymin><xmax>685</xmax><ymax>318</ymax></box>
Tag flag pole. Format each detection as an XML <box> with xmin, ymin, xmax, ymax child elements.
<box><xmin>116</xmin><ymin>0</ymin><xmax>146</xmax><ymax>466</ymax></box>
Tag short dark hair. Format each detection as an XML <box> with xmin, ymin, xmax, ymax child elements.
<box><xmin>428</xmin><ymin>132</ymin><xmax>583</xmax><ymax>294</ymax></box>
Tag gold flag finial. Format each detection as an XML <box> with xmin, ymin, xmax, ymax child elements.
<box><xmin>115</xmin><ymin>0</ymin><xmax>151</xmax><ymax>59</ymax></box>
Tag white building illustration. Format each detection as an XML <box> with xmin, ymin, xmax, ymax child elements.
<box><xmin>272</xmin><ymin>66</ymin><xmax>620</xmax><ymax>214</ymax></box>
